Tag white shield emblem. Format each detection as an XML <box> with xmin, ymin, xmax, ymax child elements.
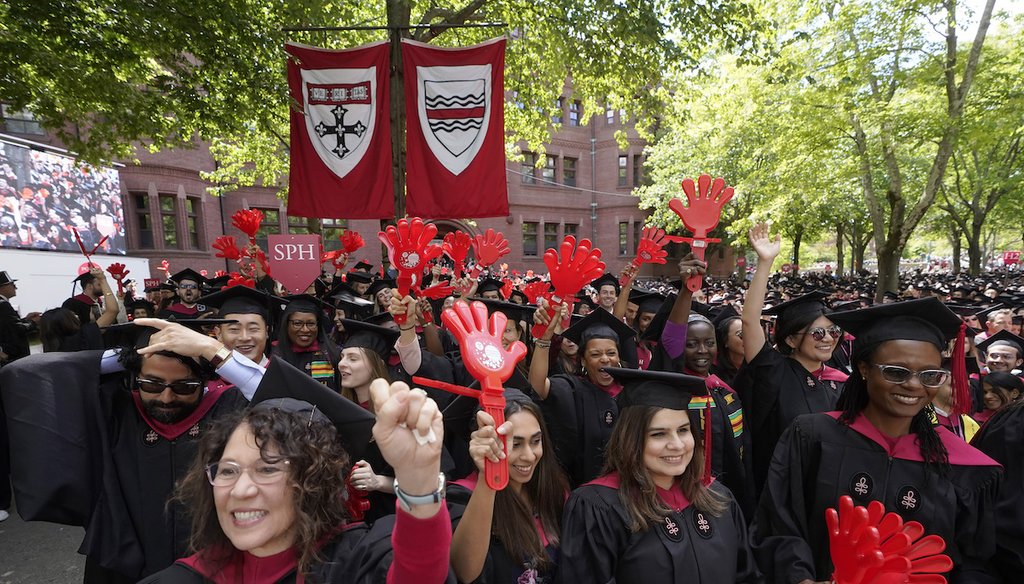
<box><xmin>416</xmin><ymin>64</ymin><xmax>492</xmax><ymax>176</ymax></box>
<box><xmin>300</xmin><ymin>67</ymin><xmax>377</xmax><ymax>180</ymax></box>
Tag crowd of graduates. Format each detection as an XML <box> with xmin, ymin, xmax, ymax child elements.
<box><xmin>2</xmin><ymin>220</ymin><xmax>1024</xmax><ymax>584</ymax></box>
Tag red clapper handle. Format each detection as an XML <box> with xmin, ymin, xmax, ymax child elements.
<box><xmin>530</xmin><ymin>236</ymin><xmax>605</xmax><ymax>339</ymax></box>
<box><xmin>620</xmin><ymin>227</ymin><xmax>684</xmax><ymax>286</ymax></box>
<box><xmin>413</xmin><ymin>301</ymin><xmax>527</xmax><ymax>490</ymax></box>
<box><xmin>443</xmin><ymin>230</ymin><xmax>473</xmax><ymax>279</ymax></box>
<box><xmin>378</xmin><ymin>218</ymin><xmax>444</xmax><ymax>326</ymax></box>
<box><xmin>667</xmin><ymin>175</ymin><xmax>734</xmax><ymax>292</ymax></box>
<box><xmin>827</xmin><ymin>495</ymin><xmax>885</xmax><ymax>584</ymax></box>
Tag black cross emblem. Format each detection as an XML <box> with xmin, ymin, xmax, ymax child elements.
<box><xmin>315</xmin><ymin>104</ymin><xmax>366</xmax><ymax>159</ymax></box>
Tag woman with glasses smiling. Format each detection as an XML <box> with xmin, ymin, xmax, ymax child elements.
<box><xmin>274</xmin><ymin>295</ymin><xmax>340</xmax><ymax>391</ymax></box>
<box><xmin>734</xmin><ymin>223</ymin><xmax>848</xmax><ymax>497</ymax></box>
<box><xmin>750</xmin><ymin>298</ymin><xmax>1002</xmax><ymax>584</ymax></box>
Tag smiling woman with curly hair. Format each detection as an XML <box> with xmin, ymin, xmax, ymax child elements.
<box><xmin>140</xmin><ymin>380</ymin><xmax>455</xmax><ymax>584</ymax></box>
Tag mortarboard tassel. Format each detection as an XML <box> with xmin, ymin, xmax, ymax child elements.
<box><xmin>951</xmin><ymin>321</ymin><xmax>970</xmax><ymax>418</ymax></box>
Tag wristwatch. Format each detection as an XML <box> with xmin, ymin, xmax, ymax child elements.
<box><xmin>206</xmin><ymin>345</ymin><xmax>233</xmax><ymax>369</ymax></box>
<box><xmin>393</xmin><ymin>472</ymin><xmax>446</xmax><ymax>512</ymax></box>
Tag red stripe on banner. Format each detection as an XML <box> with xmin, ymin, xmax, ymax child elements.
<box><xmin>426</xmin><ymin>107</ymin><xmax>486</xmax><ymax>119</ymax></box>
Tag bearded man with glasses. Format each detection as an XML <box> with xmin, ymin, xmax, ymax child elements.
<box><xmin>0</xmin><ymin>316</ymin><xmax>373</xmax><ymax>584</ymax></box>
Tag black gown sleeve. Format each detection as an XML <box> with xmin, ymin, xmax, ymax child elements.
<box><xmin>538</xmin><ymin>375</ymin><xmax>580</xmax><ymax>481</ymax></box>
<box><xmin>557</xmin><ymin>486</ymin><xmax>627</xmax><ymax>584</ymax></box>
<box><xmin>749</xmin><ymin>414</ymin><xmax>820</xmax><ymax>584</ymax></box>
<box><xmin>0</xmin><ymin>350</ymin><xmax>108</xmax><ymax>524</ymax></box>
<box><xmin>970</xmin><ymin>405</ymin><xmax>1024</xmax><ymax>581</ymax></box>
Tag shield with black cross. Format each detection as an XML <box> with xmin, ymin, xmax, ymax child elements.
<box><xmin>299</xmin><ymin>66</ymin><xmax>378</xmax><ymax>180</ymax></box>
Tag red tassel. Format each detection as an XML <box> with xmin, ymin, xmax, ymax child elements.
<box><xmin>951</xmin><ymin>322</ymin><xmax>971</xmax><ymax>417</ymax></box>
<box><xmin>702</xmin><ymin>397</ymin><xmax>713</xmax><ymax>486</ymax></box>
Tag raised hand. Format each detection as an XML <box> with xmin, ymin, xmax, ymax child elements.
<box><xmin>471</xmin><ymin>228</ymin><xmax>510</xmax><ymax>269</ymax></box>
<box><xmin>668</xmin><ymin>174</ymin><xmax>734</xmax><ymax>239</ymax></box>
<box><xmin>369</xmin><ymin>379</ymin><xmax>444</xmax><ymax>505</ymax></box>
<box><xmin>443</xmin><ymin>230</ymin><xmax>473</xmax><ymax>278</ymax></box>
<box><xmin>468</xmin><ymin>410</ymin><xmax>511</xmax><ymax>478</ymax></box>
<box><xmin>748</xmin><ymin>222</ymin><xmax>781</xmax><ymax>263</ymax></box>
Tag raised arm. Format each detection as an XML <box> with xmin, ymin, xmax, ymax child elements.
<box><xmin>741</xmin><ymin>223</ymin><xmax>781</xmax><ymax>362</ymax></box>
<box><xmin>663</xmin><ymin>255</ymin><xmax>707</xmax><ymax>359</ymax></box>
<box><xmin>92</xmin><ymin>268</ymin><xmax>120</xmax><ymax>328</ymax></box>
<box><xmin>528</xmin><ymin>298</ymin><xmax>567</xmax><ymax>400</ymax></box>
<box><xmin>613</xmin><ymin>263</ymin><xmax>638</xmax><ymax>321</ymax></box>
<box><xmin>449</xmin><ymin>410</ymin><xmax>509</xmax><ymax>582</ymax></box>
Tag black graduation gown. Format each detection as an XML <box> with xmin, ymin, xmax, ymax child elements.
<box><xmin>0</xmin><ymin>350</ymin><xmax>248</xmax><ymax>580</ymax></box>
<box><xmin>0</xmin><ymin>295</ymin><xmax>33</xmax><ymax>360</ymax></box>
<box><xmin>275</xmin><ymin>339</ymin><xmax>341</xmax><ymax>391</ymax></box>
<box><xmin>558</xmin><ymin>474</ymin><xmax>762</xmax><ymax>584</ymax></box>
<box><xmin>138</xmin><ymin>515</ymin><xmax>458</xmax><ymax>584</ymax></box>
<box><xmin>688</xmin><ymin>374</ymin><xmax>756</xmax><ymax>521</ymax></box>
<box><xmin>750</xmin><ymin>412</ymin><xmax>1001</xmax><ymax>584</ymax></box>
<box><xmin>539</xmin><ymin>374</ymin><xmax>619</xmax><ymax>487</ymax></box>
<box><xmin>447</xmin><ymin>477</ymin><xmax>559</xmax><ymax>584</ymax></box>
<box><xmin>732</xmin><ymin>342</ymin><xmax>845</xmax><ymax>496</ymax></box>
<box><xmin>970</xmin><ymin>402</ymin><xmax>1024</xmax><ymax>583</ymax></box>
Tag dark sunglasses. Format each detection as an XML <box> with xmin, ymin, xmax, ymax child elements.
<box><xmin>137</xmin><ymin>377</ymin><xmax>204</xmax><ymax>396</ymax></box>
<box><xmin>803</xmin><ymin>325</ymin><xmax>843</xmax><ymax>341</ymax></box>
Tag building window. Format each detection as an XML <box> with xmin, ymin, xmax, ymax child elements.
<box><xmin>522</xmin><ymin>222</ymin><xmax>539</xmax><ymax>256</ymax></box>
<box><xmin>618</xmin><ymin>155</ymin><xmax>628</xmax><ymax>187</ymax></box>
<box><xmin>321</xmin><ymin>219</ymin><xmax>348</xmax><ymax>251</ymax></box>
<box><xmin>606</xmin><ymin>108</ymin><xmax>615</xmax><ymax>125</ymax></box>
<box><xmin>541</xmin><ymin>155</ymin><xmax>556</xmax><ymax>184</ymax></box>
<box><xmin>133</xmin><ymin>193</ymin><xmax>154</xmax><ymax>249</ymax></box>
<box><xmin>287</xmin><ymin>214</ymin><xmax>310</xmax><ymax>234</ymax></box>
<box><xmin>543</xmin><ymin>223</ymin><xmax>558</xmax><ymax>251</ymax></box>
<box><xmin>160</xmin><ymin>195</ymin><xmax>179</xmax><ymax>249</ymax></box>
<box><xmin>552</xmin><ymin>98</ymin><xmax>564</xmax><ymax>124</ymax></box>
<box><xmin>564</xmin><ymin>223</ymin><xmax>578</xmax><ymax>239</ymax></box>
<box><xmin>521</xmin><ymin>152</ymin><xmax>536</xmax><ymax>184</ymax></box>
<box><xmin>563</xmin><ymin>157</ymin><xmax>577</xmax><ymax>187</ymax></box>
<box><xmin>1</xmin><ymin>106</ymin><xmax>44</xmax><ymax>135</ymax></box>
<box><xmin>632</xmin><ymin>155</ymin><xmax>644</xmax><ymax>187</ymax></box>
<box><xmin>185</xmin><ymin>197</ymin><xmax>201</xmax><ymax>249</ymax></box>
<box><xmin>255</xmin><ymin>208</ymin><xmax>281</xmax><ymax>250</ymax></box>
<box><xmin>569</xmin><ymin>100</ymin><xmax>581</xmax><ymax>126</ymax></box>
<box><xmin>619</xmin><ymin>222</ymin><xmax>630</xmax><ymax>255</ymax></box>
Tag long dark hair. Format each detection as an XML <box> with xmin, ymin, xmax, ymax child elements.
<box><xmin>39</xmin><ymin>307</ymin><xmax>81</xmax><ymax>352</ymax></box>
<box><xmin>603</xmin><ymin>405</ymin><xmax>727</xmax><ymax>532</ymax></box>
<box><xmin>490</xmin><ymin>400</ymin><xmax>568</xmax><ymax>570</ymax></box>
<box><xmin>775</xmin><ymin>303</ymin><xmax>830</xmax><ymax>356</ymax></box>
<box><xmin>714</xmin><ymin>316</ymin><xmax>742</xmax><ymax>381</ymax></box>
<box><xmin>174</xmin><ymin>407</ymin><xmax>351</xmax><ymax>578</ymax></box>
<box><xmin>837</xmin><ymin>342</ymin><xmax>949</xmax><ymax>473</ymax></box>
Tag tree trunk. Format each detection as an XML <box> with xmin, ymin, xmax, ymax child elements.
<box><xmin>951</xmin><ymin>233</ymin><xmax>961</xmax><ymax>274</ymax></box>
<box><xmin>877</xmin><ymin>251</ymin><xmax>900</xmax><ymax>300</ymax></box>
<box><xmin>835</xmin><ymin>223</ymin><xmax>845</xmax><ymax>276</ymax></box>
<box><xmin>792</xmin><ymin>228</ymin><xmax>803</xmax><ymax>274</ymax></box>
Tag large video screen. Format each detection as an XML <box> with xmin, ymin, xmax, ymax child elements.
<box><xmin>0</xmin><ymin>138</ymin><xmax>125</xmax><ymax>254</ymax></box>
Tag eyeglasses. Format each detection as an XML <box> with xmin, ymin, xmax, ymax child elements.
<box><xmin>178</xmin><ymin>284</ymin><xmax>199</xmax><ymax>290</ymax></box>
<box><xmin>205</xmin><ymin>460</ymin><xmax>290</xmax><ymax>487</ymax></box>
<box><xmin>871</xmin><ymin>364</ymin><xmax>950</xmax><ymax>388</ymax></box>
<box><xmin>803</xmin><ymin>325</ymin><xmax>843</xmax><ymax>341</ymax></box>
<box><xmin>136</xmin><ymin>377</ymin><xmax>204</xmax><ymax>396</ymax></box>
<box><xmin>288</xmin><ymin>320</ymin><xmax>318</xmax><ymax>330</ymax></box>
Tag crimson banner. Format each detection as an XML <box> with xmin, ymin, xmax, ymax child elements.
<box><xmin>402</xmin><ymin>37</ymin><xmax>509</xmax><ymax>219</ymax></box>
<box><xmin>285</xmin><ymin>41</ymin><xmax>393</xmax><ymax>219</ymax></box>
<box><xmin>268</xmin><ymin>234</ymin><xmax>322</xmax><ymax>294</ymax></box>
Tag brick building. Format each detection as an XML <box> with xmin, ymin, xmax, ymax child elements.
<box><xmin>2</xmin><ymin>102</ymin><xmax>733</xmax><ymax>282</ymax></box>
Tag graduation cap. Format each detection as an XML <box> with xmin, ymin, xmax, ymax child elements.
<box><xmin>283</xmin><ymin>293</ymin><xmax>333</xmax><ymax>315</ymax></box>
<box><xmin>199</xmin><ymin>285</ymin><xmax>286</xmax><ymax>328</ymax></box>
<box><xmin>629</xmin><ymin>288</ymin><xmax>666</xmax><ymax>316</ymax></box>
<box><xmin>352</xmin><ymin>261</ymin><xmax>373</xmax><ymax>272</ymax></box>
<box><xmin>828</xmin><ymin>298</ymin><xmax>972</xmax><ymax>416</ymax></box>
<box><xmin>602</xmin><ymin>366</ymin><xmax>714</xmax><ymax>485</ymax></box>
<box><xmin>590</xmin><ymin>273</ymin><xmax>621</xmax><ymax>295</ymax></box>
<box><xmin>365</xmin><ymin>278</ymin><xmax>395</xmax><ymax>300</ymax></box>
<box><xmin>345</xmin><ymin>270</ymin><xmax>373</xmax><ymax>286</ymax></box>
<box><xmin>365</xmin><ymin>311</ymin><xmax>396</xmax><ymax>327</ymax></box>
<box><xmin>574</xmin><ymin>292</ymin><xmax>597</xmax><ymax>312</ymax></box>
<box><xmin>102</xmin><ymin>318</ymin><xmax>238</xmax><ymax>351</ymax></box>
<box><xmin>125</xmin><ymin>298</ymin><xmax>156</xmax><ymax>318</ymax></box>
<box><xmin>976</xmin><ymin>329</ymin><xmax>1024</xmax><ymax>358</ymax></box>
<box><xmin>250</xmin><ymin>361</ymin><xmax>375</xmax><ymax>460</ymax></box>
<box><xmin>340</xmin><ymin>318</ymin><xmax>401</xmax><ymax>360</ymax></box>
<box><xmin>170</xmin><ymin>268</ymin><xmax>206</xmax><ymax>286</ymax></box>
<box><xmin>507</xmin><ymin>289</ymin><xmax>528</xmax><ymax>305</ymax></box>
<box><xmin>562</xmin><ymin>307</ymin><xmax>636</xmax><ymax>348</ymax></box>
<box><xmin>476</xmin><ymin>298</ymin><xmax>534</xmax><ymax>324</ymax></box>
<box><xmin>710</xmin><ymin>304</ymin><xmax>740</xmax><ymax>327</ymax></box>
<box><xmin>203</xmin><ymin>274</ymin><xmax>230</xmax><ymax>294</ymax></box>
<box><xmin>330</xmin><ymin>283</ymin><xmax>375</xmax><ymax>321</ymax></box>
<box><xmin>762</xmin><ymin>289</ymin><xmax>828</xmax><ymax>318</ymax></box>
<box><xmin>476</xmin><ymin>277</ymin><xmax>505</xmax><ymax>297</ymax></box>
